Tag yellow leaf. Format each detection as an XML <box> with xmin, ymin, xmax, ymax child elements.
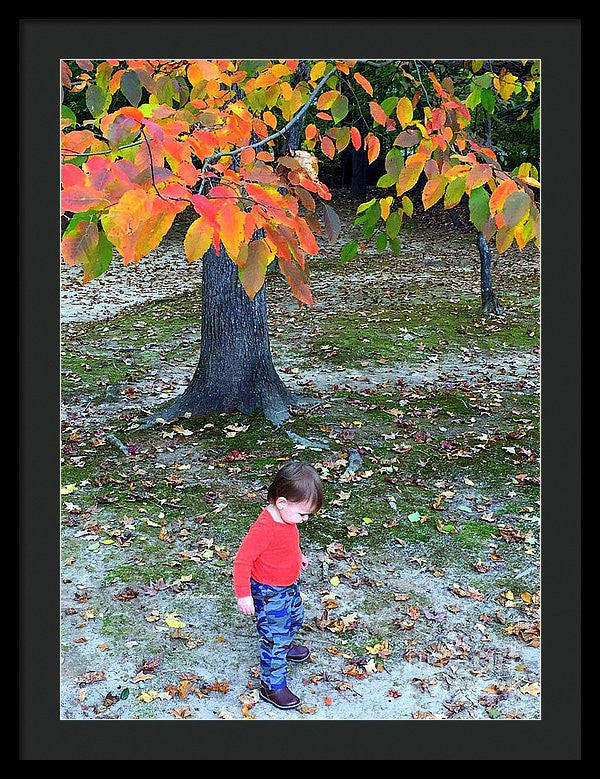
<box><xmin>61</xmin><ymin>484</ymin><xmax>77</xmax><ymax>495</ymax></box>
<box><xmin>137</xmin><ymin>689</ymin><xmax>160</xmax><ymax>702</ymax></box>
<box><xmin>396</xmin><ymin>96</ymin><xmax>413</xmax><ymax>128</ymax></box>
<box><xmin>165</xmin><ymin>616</ymin><xmax>186</xmax><ymax>629</ymax></box>
<box><xmin>310</xmin><ymin>61</ymin><xmax>327</xmax><ymax>81</ymax></box>
<box><xmin>184</xmin><ymin>217</ymin><xmax>213</xmax><ymax>263</ymax></box>
<box><xmin>330</xmin><ymin>576</ymin><xmax>341</xmax><ymax>587</ymax></box>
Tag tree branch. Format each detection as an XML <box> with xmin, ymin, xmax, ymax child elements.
<box><xmin>198</xmin><ymin>66</ymin><xmax>337</xmax><ymax>195</ymax></box>
<box><xmin>61</xmin><ymin>139</ymin><xmax>144</xmax><ymax>159</ymax></box>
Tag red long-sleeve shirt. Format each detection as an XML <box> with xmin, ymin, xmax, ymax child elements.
<box><xmin>233</xmin><ymin>508</ymin><xmax>303</xmax><ymax>598</ymax></box>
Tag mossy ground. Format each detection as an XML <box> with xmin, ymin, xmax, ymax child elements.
<box><xmin>61</xmin><ymin>202</ymin><xmax>540</xmax><ymax>720</ymax></box>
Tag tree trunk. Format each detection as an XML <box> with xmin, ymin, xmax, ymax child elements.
<box><xmin>144</xmin><ymin>244</ymin><xmax>299</xmax><ymax>426</ymax></box>
<box><xmin>350</xmin><ymin>146</ymin><xmax>367</xmax><ymax>200</ymax></box>
<box><xmin>477</xmin><ymin>231</ymin><xmax>503</xmax><ymax>314</ymax></box>
<box><xmin>141</xmin><ymin>61</ymin><xmax>315</xmax><ymax>429</ymax></box>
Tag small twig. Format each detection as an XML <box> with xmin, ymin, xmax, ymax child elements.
<box><xmin>285</xmin><ymin>431</ymin><xmax>331</xmax><ymax>451</ymax></box>
<box><xmin>341</xmin><ymin>448</ymin><xmax>363</xmax><ymax>479</ymax></box>
<box><xmin>106</xmin><ymin>433</ymin><xmax>130</xmax><ymax>455</ymax></box>
<box><xmin>128</xmin><ymin>491</ymin><xmax>183</xmax><ymax>511</ymax></box>
<box><xmin>413</xmin><ymin>60</ymin><xmax>432</xmax><ymax>110</ymax></box>
<box><xmin>513</xmin><ymin>565</ymin><xmax>538</xmax><ymax>580</ymax></box>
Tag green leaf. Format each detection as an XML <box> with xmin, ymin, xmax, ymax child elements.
<box><xmin>401</xmin><ymin>196</ymin><xmax>413</xmax><ymax>218</ymax></box>
<box><xmin>377</xmin><ymin>173</ymin><xmax>396</xmax><ymax>188</ymax></box>
<box><xmin>444</xmin><ymin>176</ymin><xmax>466</xmax><ymax>209</ymax></box>
<box><xmin>502</xmin><ymin>191</ymin><xmax>531</xmax><ymax>227</ymax></box>
<box><xmin>239</xmin><ymin>60</ymin><xmax>269</xmax><ymax>75</ymax></box>
<box><xmin>86</xmin><ymin>85</ymin><xmax>108</xmax><ymax>118</ymax></box>
<box><xmin>365</xmin><ymin>201</ymin><xmax>381</xmax><ymax>228</ymax></box>
<box><xmin>385</xmin><ymin>148</ymin><xmax>404</xmax><ymax>180</ymax></box>
<box><xmin>331</xmin><ymin>93</ymin><xmax>349</xmax><ymax>125</ymax></box>
<box><xmin>380</xmin><ymin>96</ymin><xmax>399</xmax><ymax>116</ymax></box>
<box><xmin>357</xmin><ymin>198</ymin><xmax>376</xmax><ymax>214</ymax></box>
<box><xmin>386</xmin><ymin>211</ymin><xmax>402</xmax><ymax>239</ymax></box>
<box><xmin>532</xmin><ymin>106</ymin><xmax>540</xmax><ymax>130</ymax></box>
<box><xmin>95</xmin><ymin>62</ymin><xmax>113</xmax><ymax>93</ymax></box>
<box><xmin>61</xmin><ymin>105</ymin><xmax>77</xmax><ymax>127</ymax></box>
<box><xmin>156</xmin><ymin>76</ymin><xmax>174</xmax><ymax>105</ymax></box>
<box><xmin>363</xmin><ymin>222</ymin><xmax>377</xmax><ymax>239</ymax></box>
<box><xmin>389</xmin><ymin>237</ymin><xmax>402</xmax><ymax>256</ymax></box>
<box><xmin>480</xmin><ymin>88</ymin><xmax>495</xmax><ymax>114</ymax></box>
<box><xmin>407</xmin><ymin>512</ymin><xmax>421</xmax><ymax>523</ymax></box>
<box><xmin>465</xmin><ymin>86</ymin><xmax>481</xmax><ymax>109</ymax></box>
<box><xmin>340</xmin><ymin>240</ymin><xmax>359</xmax><ymax>262</ymax></box>
<box><xmin>375</xmin><ymin>233</ymin><xmax>388</xmax><ymax>252</ymax></box>
<box><xmin>63</xmin><ymin>212</ymin><xmax>98</xmax><ymax>236</ymax></box>
<box><xmin>120</xmin><ymin>70</ymin><xmax>142</xmax><ymax>107</ymax></box>
<box><xmin>469</xmin><ymin>187</ymin><xmax>490</xmax><ymax>231</ymax></box>
<box><xmin>120</xmin><ymin>688</ymin><xmax>130</xmax><ymax>700</ymax></box>
<box><xmin>487</xmin><ymin>708</ymin><xmax>503</xmax><ymax>719</ymax></box>
<box><xmin>473</xmin><ymin>73</ymin><xmax>492</xmax><ymax>89</ymax></box>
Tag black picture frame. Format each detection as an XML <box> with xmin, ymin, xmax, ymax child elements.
<box><xmin>20</xmin><ymin>18</ymin><xmax>580</xmax><ymax>760</ymax></box>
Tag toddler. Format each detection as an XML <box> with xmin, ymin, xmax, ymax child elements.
<box><xmin>233</xmin><ymin>461</ymin><xmax>322</xmax><ymax>710</ymax></box>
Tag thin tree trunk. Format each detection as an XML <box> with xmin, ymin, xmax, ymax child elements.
<box><xmin>350</xmin><ymin>146</ymin><xmax>367</xmax><ymax>200</ymax></box>
<box><xmin>478</xmin><ymin>231</ymin><xmax>503</xmax><ymax>314</ymax></box>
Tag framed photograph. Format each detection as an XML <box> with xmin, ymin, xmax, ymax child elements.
<box><xmin>20</xmin><ymin>18</ymin><xmax>580</xmax><ymax>760</ymax></box>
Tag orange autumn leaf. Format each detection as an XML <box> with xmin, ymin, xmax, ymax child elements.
<box><xmin>321</xmin><ymin>136</ymin><xmax>335</xmax><ymax>160</ymax></box>
<box><xmin>369</xmin><ymin>101</ymin><xmax>388</xmax><ymax>127</ymax></box>
<box><xmin>364</xmin><ymin>133</ymin><xmax>380</xmax><ymax>165</ymax></box>
<box><xmin>422</xmin><ymin>175</ymin><xmax>447</xmax><ymax>210</ymax></box>
<box><xmin>353</xmin><ymin>72</ymin><xmax>373</xmax><ymax>96</ymax></box>
<box><xmin>216</xmin><ymin>200</ymin><xmax>246</xmax><ymax>261</ymax></box>
<box><xmin>489</xmin><ymin>178</ymin><xmax>519</xmax><ymax>214</ymax></box>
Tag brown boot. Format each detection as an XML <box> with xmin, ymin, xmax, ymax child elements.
<box><xmin>259</xmin><ymin>683</ymin><xmax>301</xmax><ymax>710</ymax></box>
<box><xmin>286</xmin><ymin>644</ymin><xmax>310</xmax><ymax>663</ymax></box>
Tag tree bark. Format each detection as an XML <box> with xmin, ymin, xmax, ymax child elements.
<box><xmin>477</xmin><ymin>231</ymin><xmax>503</xmax><ymax>314</ymax></box>
<box><xmin>142</xmin><ymin>244</ymin><xmax>299</xmax><ymax>426</ymax></box>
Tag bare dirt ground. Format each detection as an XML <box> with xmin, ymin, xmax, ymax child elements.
<box><xmin>60</xmin><ymin>193</ymin><xmax>540</xmax><ymax>721</ymax></box>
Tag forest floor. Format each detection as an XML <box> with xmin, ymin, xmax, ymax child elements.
<box><xmin>60</xmin><ymin>192</ymin><xmax>540</xmax><ymax>721</ymax></box>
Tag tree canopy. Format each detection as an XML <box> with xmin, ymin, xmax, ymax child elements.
<box><xmin>61</xmin><ymin>59</ymin><xmax>540</xmax><ymax>302</ymax></box>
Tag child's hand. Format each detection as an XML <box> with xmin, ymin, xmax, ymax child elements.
<box><xmin>301</xmin><ymin>554</ymin><xmax>309</xmax><ymax>570</ymax></box>
<box><xmin>237</xmin><ymin>596</ymin><xmax>255</xmax><ymax>616</ymax></box>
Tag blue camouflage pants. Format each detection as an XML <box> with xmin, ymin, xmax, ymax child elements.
<box><xmin>250</xmin><ymin>578</ymin><xmax>304</xmax><ymax>690</ymax></box>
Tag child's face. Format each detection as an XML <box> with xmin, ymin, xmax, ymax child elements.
<box><xmin>274</xmin><ymin>497</ymin><xmax>316</xmax><ymax>525</ymax></box>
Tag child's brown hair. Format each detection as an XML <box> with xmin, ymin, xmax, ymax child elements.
<box><xmin>267</xmin><ymin>461</ymin><xmax>323</xmax><ymax>512</ymax></box>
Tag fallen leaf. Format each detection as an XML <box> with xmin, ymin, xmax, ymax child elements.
<box><xmin>131</xmin><ymin>671</ymin><xmax>155</xmax><ymax>683</ymax></box>
<box><xmin>170</xmin><ymin>706</ymin><xmax>194</xmax><ymax>719</ymax></box>
<box><xmin>520</xmin><ymin>682</ymin><xmax>540</xmax><ymax>697</ymax></box>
